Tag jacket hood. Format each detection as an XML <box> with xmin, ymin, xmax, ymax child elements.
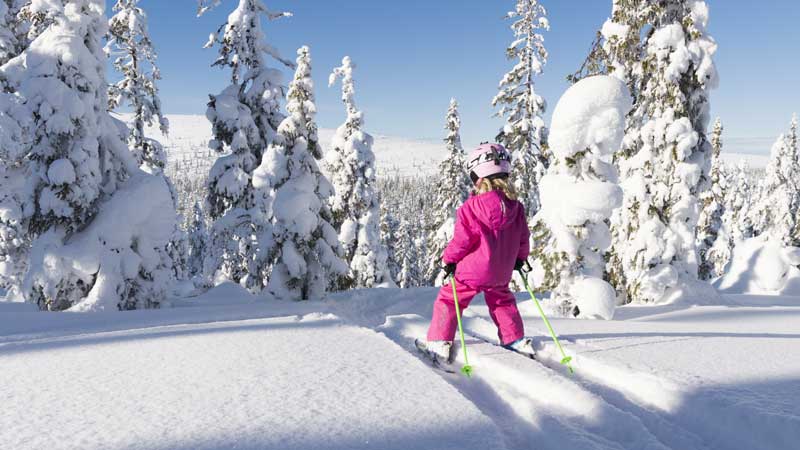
<box><xmin>468</xmin><ymin>190</ymin><xmax>522</xmax><ymax>231</ymax></box>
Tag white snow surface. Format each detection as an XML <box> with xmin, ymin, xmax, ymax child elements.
<box><xmin>2</xmin><ymin>286</ymin><xmax>799</xmax><ymax>450</ymax></box>
<box><xmin>548</xmin><ymin>75</ymin><xmax>631</xmax><ymax>160</ymax></box>
<box><xmin>715</xmin><ymin>235</ymin><xmax>800</xmax><ymax>295</ymax></box>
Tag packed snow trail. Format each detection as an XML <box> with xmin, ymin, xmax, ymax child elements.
<box><xmin>380</xmin><ymin>314</ymin><xmax>672</xmax><ymax>450</ymax></box>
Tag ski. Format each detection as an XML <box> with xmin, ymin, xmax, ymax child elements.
<box><xmin>467</xmin><ymin>333</ymin><xmax>537</xmax><ymax>360</ymax></box>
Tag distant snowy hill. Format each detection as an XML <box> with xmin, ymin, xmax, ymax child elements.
<box><xmin>118</xmin><ymin>114</ymin><xmax>445</xmax><ymax>177</ymax></box>
<box><xmin>123</xmin><ymin>114</ymin><xmax>770</xmax><ymax>177</ymax></box>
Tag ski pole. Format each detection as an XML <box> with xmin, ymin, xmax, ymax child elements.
<box><xmin>450</xmin><ymin>275</ymin><xmax>473</xmax><ymax>377</ymax></box>
<box><xmin>517</xmin><ymin>267</ymin><xmax>574</xmax><ymax>374</ymax></box>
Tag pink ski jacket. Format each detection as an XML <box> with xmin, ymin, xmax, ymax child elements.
<box><xmin>443</xmin><ymin>190</ymin><xmax>530</xmax><ymax>288</ymax></box>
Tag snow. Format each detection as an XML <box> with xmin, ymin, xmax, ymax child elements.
<box><xmin>0</xmin><ymin>310</ymin><xmax>503</xmax><ymax>450</ymax></box>
<box><xmin>46</xmin><ymin>158</ymin><xmax>77</xmax><ymax>185</ymax></box>
<box><xmin>2</xmin><ymin>286</ymin><xmax>799</xmax><ymax>450</ymax></box>
<box><xmin>548</xmin><ymin>75</ymin><xmax>631</xmax><ymax>161</ymax></box>
<box><xmin>568</xmin><ymin>277</ymin><xmax>616</xmax><ymax>320</ymax></box>
<box><xmin>715</xmin><ymin>235</ymin><xmax>800</xmax><ymax>295</ymax></box>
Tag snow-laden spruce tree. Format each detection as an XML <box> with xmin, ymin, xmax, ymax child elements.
<box><xmin>751</xmin><ymin>116</ymin><xmax>800</xmax><ymax>246</ymax></box>
<box><xmin>0</xmin><ymin>0</ymin><xmax>27</xmax><ymax>65</ymax></box>
<box><xmin>705</xmin><ymin>165</ymin><xmax>733</xmax><ymax>278</ymax></box>
<box><xmin>697</xmin><ymin>118</ymin><xmax>727</xmax><ymax>280</ymax></box>
<box><xmin>325</xmin><ymin>56</ymin><xmax>391</xmax><ymax>289</ymax></box>
<box><xmin>379</xmin><ymin>201</ymin><xmax>401</xmax><ymax>283</ymax></box>
<box><xmin>532</xmin><ymin>76</ymin><xmax>631</xmax><ymax>320</ymax></box>
<box><xmin>395</xmin><ymin>216</ymin><xmax>421</xmax><ymax>289</ymax></box>
<box><xmin>1</xmin><ymin>0</ymin><xmax>176</xmax><ymax>311</ymax></box>
<box><xmin>16</xmin><ymin>0</ymin><xmax>62</xmax><ymax>44</ymax></box>
<box><xmin>424</xmin><ymin>99</ymin><xmax>471</xmax><ymax>285</ymax></box>
<box><xmin>187</xmin><ymin>201</ymin><xmax>207</xmax><ymax>278</ymax></box>
<box><xmin>252</xmin><ymin>46</ymin><xmax>347</xmax><ymax>300</ymax></box>
<box><xmin>106</xmin><ymin>0</ymin><xmax>169</xmax><ymax>172</ymax></box>
<box><xmin>606</xmin><ymin>1</ymin><xmax>719</xmax><ymax>304</ymax></box>
<box><xmin>723</xmin><ymin>159</ymin><xmax>754</xmax><ymax>243</ymax></box>
<box><xmin>0</xmin><ymin>120</ymin><xmax>28</xmax><ymax>299</ymax></box>
<box><xmin>0</xmin><ymin>47</ymin><xmax>29</xmax><ymax>298</ymax></box>
<box><xmin>492</xmin><ymin>0</ymin><xmax>549</xmax><ymax>218</ymax></box>
<box><xmin>199</xmin><ymin>0</ymin><xmax>293</xmax><ymax>291</ymax></box>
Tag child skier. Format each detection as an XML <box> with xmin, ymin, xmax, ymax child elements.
<box><xmin>416</xmin><ymin>143</ymin><xmax>535</xmax><ymax>365</ymax></box>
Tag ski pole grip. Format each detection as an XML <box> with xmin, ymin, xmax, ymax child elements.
<box><xmin>516</xmin><ymin>259</ymin><xmax>533</xmax><ymax>274</ymax></box>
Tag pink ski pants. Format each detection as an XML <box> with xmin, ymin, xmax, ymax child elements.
<box><xmin>427</xmin><ymin>278</ymin><xmax>524</xmax><ymax>345</ymax></box>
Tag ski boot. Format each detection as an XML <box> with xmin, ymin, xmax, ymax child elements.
<box><xmin>503</xmin><ymin>337</ymin><xmax>537</xmax><ymax>359</ymax></box>
<box><xmin>415</xmin><ymin>339</ymin><xmax>455</xmax><ymax>365</ymax></box>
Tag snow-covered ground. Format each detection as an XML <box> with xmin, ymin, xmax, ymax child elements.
<box><xmin>2</xmin><ymin>285</ymin><xmax>798</xmax><ymax>450</ymax></box>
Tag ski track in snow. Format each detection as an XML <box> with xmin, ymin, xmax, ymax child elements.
<box><xmin>2</xmin><ymin>287</ymin><xmax>799</xmax><ymax>450</ymax></box>
<box><xmin>330</xmin><ymin>290</ymin><xmax>800</xmax><ymax>450</ymax></box>
<box><xmin>377</xmin><ymin>313</ymin><xmax>671</xmax><ymax>450</ymax></box>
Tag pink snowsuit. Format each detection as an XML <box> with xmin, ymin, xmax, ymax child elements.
<box><xmin>427</xmin><ymin>190</ymin><xmax>530</xmax><ymax>345</ymax></box>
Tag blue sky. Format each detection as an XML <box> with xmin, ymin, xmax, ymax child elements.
<box><xmin>125</xmin><ymin>0</ymin><xmax>800</xmax><ymax>154</ymax></box>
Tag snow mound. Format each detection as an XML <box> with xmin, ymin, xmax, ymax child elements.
<box><xmin>715</xmin><ymin>236</ymin><xmax>800</xmax><ymax>295</ymax></box>
<box><xmin>548</xmin><ymin>75</ymin><xmax>632</xmax><ymax>160</ymax></box>
<box><xmin>179</xmin><ymin>281</ymin><xmax>258</xmax><ymax>306</ymax></box>
<box><xmin>570</xmin><ymin>277</ymin><xmax>616</xmax><ymax>320</ymax></box>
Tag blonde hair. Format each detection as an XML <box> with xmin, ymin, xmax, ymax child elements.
<box><xmin>475</xmin><ymin>177</ymin><xmax>518</xmax><ymax>201</ymax></box>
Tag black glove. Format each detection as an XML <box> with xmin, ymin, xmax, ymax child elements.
<box><xmin>515</xmin><ymin>259</ymin><xmax>531</xmax><ymax>273</ymax></box>
<box><xmin>442</xmin><ymin>262</ymin><xmax>457</xmax><ymax>277</ymax></box>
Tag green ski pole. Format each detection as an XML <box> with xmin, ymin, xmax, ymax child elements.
<box><xmin>518</xmin><ymin>269</ymin><xmax>574</xmax><ymax>374</ymax></box>
<box><xmin>450</xmin><ymin>275</ymin><xmax>473</xmax><ymax>377</ymax></box>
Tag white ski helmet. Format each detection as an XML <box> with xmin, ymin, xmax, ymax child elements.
<box><xmin>466</xmin><ymin>143</ymin><xmax>511</xmax><ymax>183</ymax></box>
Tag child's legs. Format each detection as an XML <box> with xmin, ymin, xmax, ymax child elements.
<box><xmin>427</xmin><ymin>279</ymin><xmax>478</xmax><ymax>342</ymax></box>
<box><xmin>484</xmin><ymin>286</ymin><xmax>524</xmax><ymax>345</ymax></box>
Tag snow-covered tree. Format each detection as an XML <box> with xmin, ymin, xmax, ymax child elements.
<box><xmin>106</xmin><ymin>0</ymin><xmax>169</xmax><ymax>172</ymax></box>
<box><xmin>0</xmin><ymin>0</ymin><xmax>28</xmax><ymax>65</ymax></box>
<box><xmin>379</xmin><ymin>201</ymin><xmax>401</xmax><ymax>283</ymax></box>
<box><xmin>532</xmin><ymin>76</ymin><xmax>631</xmax><ymax>319</ymax></box>
<box><xmin>396</xmin><ymin>217</ymin><xmax>421</xmax><ymax>289</ymax></box>
<box><xmin>325</xmin><ymin>56</ymin><xmax>391</xmax><ymax>289</ymax></box>
<box><xmin>199</xmin><ymin>0</ymin><xmax>293</xmax><ymax>291</ymax></box>
<box><xmin>0</xmin><ymin>65</ymin><xmax>29</xmax><ymax>298</ymax></box>
<box><xmin>187</xmin><ymin>202</ymin><xmax>207</xmax><ymax>278</ymax></box>
<box><xmin>424</xmin><ymin>99</ymin><xmax>471</xmax><ymax>285</ymax></box>
<box><xmin>751</xmin><ymin>116</ymin><xmax>800</xmax><ymax>246</ymax></box>
<box><xmin>16</xmin><ymin>0</ymin><xmax>74</xmax><ymax>45</ymax></box>
<box><xmin>492</xmin><ymin>0</ymin><xmax>549</xmax><ymax>218</ymax></box>
<box><xmin>252</xmin><ymin>46</ymin><xmax>347</xmax><ymax>300</ymax></box>
<box><xmin>606</xmin><ymin>1</ymin><xmax>719</xmax><ymax>304</ymax></box>
<box><xmin>0</xmin><ymin>151</ymin><xmax>28</xmax><ymax>299</ymax></box>
<box><xmin>1</xmin><ymin>0</ymin><xmax>176</xmax><ymax>311</ymax></box>
<box><xmin>697</xmin><ymin>118</ymin><xmax>727</xmax><ymax>280</ymax></box>
<box><xmin>723</xmin><ymin>159</ymin><xmax>754</xmax><ymax>243</ymax></box>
